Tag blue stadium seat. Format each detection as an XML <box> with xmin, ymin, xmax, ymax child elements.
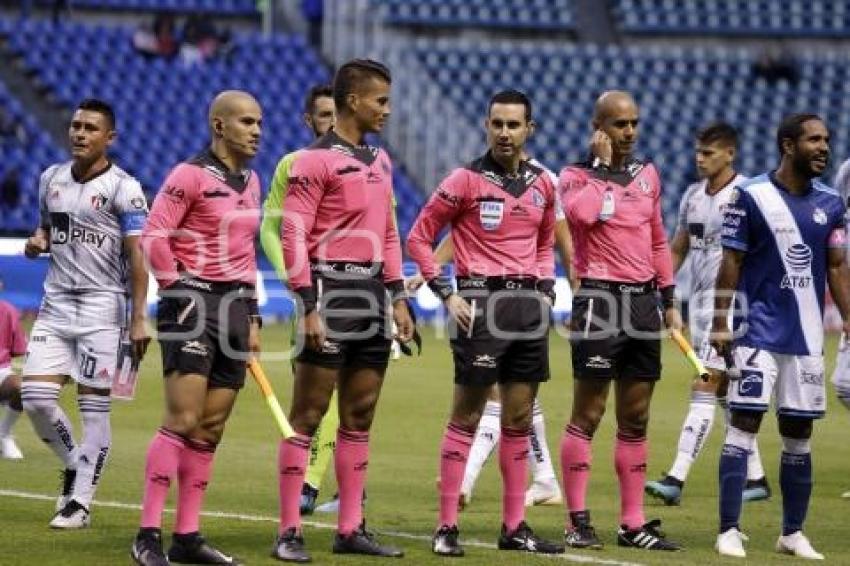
<box><xmin>0</xmin><ymin>17</ymin><xmax>424</xmax><ymax>234</ymax></box>
<box><xmin>376</xmin><ymin>0</ymin><xmax>575</xmax><ymax>31</ymax></box>
<box><xmin>406</xmin><ymin>40</ymin><xmax>850</xmax><ymax>230</ymax></box>
<box><xmin>611</xmin><ymin>0</ymin><xmax>850</xmax><ymax>38</ymax></box>
<box><xmin>68</xmin><ymin>0</ymin><xmax>259</xmax><ymax>15</ymax></box>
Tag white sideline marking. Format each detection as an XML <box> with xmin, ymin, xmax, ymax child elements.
<box><xmin>0</xmin><ymin>489</ymin><xmax>645</xmax><ymax>566</ymax></box>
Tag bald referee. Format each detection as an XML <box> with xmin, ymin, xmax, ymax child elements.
<box><xmin>558</xmin><ymin>91</ymin><xmax>682</xmax><ymax>552</ymax></box>
<box><xmin>133</xmin><ymin>90</ymin><xmax>263</xmax><ymax>566</ymax></box>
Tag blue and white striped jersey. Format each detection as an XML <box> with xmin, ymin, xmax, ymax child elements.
<box><xmin>721</xmin><ymin>172</ymin><xmax>845</xmax><ymax>355</ymax></box>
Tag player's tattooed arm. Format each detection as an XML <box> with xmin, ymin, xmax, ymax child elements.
<box><xmin>827</xmin><ymin>246</ymin><xmax>850</xmax><ymax>337</ymax></box>
<box><xmin>710</xmin><ymin>248</ymin><xmax>744</xmax><ymax>355</ymax></box>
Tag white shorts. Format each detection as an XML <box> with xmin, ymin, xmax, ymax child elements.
<box><xmin>728</xmin><ymin>346</ymin><xmax>825</xmax><ymax>419</ymax></box>
<box><xmin>831</xmin><ymin>336</ymin><xmax>850</xmax><ymax>399</ymax></box>
<box><xmin>23</xmin><ymin>319</ymin><xmax>122</xmax><ymax>390</ymax></box>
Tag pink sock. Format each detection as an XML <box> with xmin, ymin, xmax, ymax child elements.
<box><xmin>335</xmin><ymin>428</ymin><xmax>370</xmax><ymax>536</ymax></box>
<box><xmin>615</xmin><ymin>430</ymin><xmax>647</xmax><ymax>530</ymax></box>
<box><xmin>141</xmin><ymin>428</ymin><xmax>186</xmax><ymax>529</ymax></box>
<box><xmin>278</xmin><ymin>434</ymin><xmax>311</xmax><ymax>534</ymax></box>
<box><xmin>500</xmin><ymin>427</ymin><xmax>529</xmax><ymax>532</ymax></box>
<box><xmin>561</xmin><ymin>424</ymin><xmax>592</xmax><ymax>520</ymax></box>
<box><xmin>438</xmin><ymin>422</ymin><xmax>474</xmax><ymax>528</ymax></box>
<box><xmin>174</xmin><ymin>439</ymin><xmax>215</xmax><ymax>534</ymax></box>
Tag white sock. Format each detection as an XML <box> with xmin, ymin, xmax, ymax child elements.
<box><xmin>746</xmin><ymin>438</ymin><xmax>766</xmax><ymax>481</ymax></box>
<box><xmin>668</xmin><ymin>392</ymin><xmax>716</xmax><ymax>482</ymax></box>
<box><xmin>461</xmin><ymin>400</ymin><xmax>500</xmax><ymax>495</ymax></box>
<box><xmin>73</xmin><ymin>395</ymin><xmax>111</xmax><ymax>508</ymax></box>
<box><xmin>528</xmin><ymin>399</ymin><xmax>557</xmax><ymax>487</ymax></box>
<box><xmin>21</xmin><ymin>382</ymin><xmax>78</xmax><ymax>468</ymax></box>
<box><xmin>0</xmin><ymin>405</ymin><xmax>21</xmax><ymax>437</ymax></box>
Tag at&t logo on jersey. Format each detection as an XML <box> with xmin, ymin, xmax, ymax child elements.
<box><xmin>781</xmin><ymin>243</ymin><xmax>813</xmax><ymax>289</ymax></box>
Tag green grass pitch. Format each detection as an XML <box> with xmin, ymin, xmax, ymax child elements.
<box><xmin>1</xmin><ymin>325</ymin><xmax>848</xmax><ymax>565</ymax></box>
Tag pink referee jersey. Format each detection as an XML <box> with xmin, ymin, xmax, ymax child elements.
<box><xmin>408</xmin><ymin>152</ymin><xmax>555</xmax><ymax>283</ymax></box>
<box><xmin>559</xmin><ymin>158</ymin><xmax>674</xmax><ymax>288</ymax></box>
<box><xmin>0</xmin><ymin>300</ymin><xmax>26</xmax><ymax>371</ymax></box>
<box><xmin>282</xmin><ymin>131</ymin><xmax>403</xmax><ymax>292</ymax></box>
<box><xmin>142</xmin><ymin>149</ymin><xmax>261</xmax><ymax>288</ymax></box>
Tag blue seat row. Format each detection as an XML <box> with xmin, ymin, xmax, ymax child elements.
<box><xmin>612</xmin><ymin>0</ymin><xmax>850</xmax><ymax>37</ymax></box>
<box><xmin>62</xmin><ymin>0</ymin><xmax>259</xmax><ymax>15</ymax></box>
<box><xmin>409</xmin><ymin>42</ymin><xmax>850</xmax><ymax>230</ymax></box>
<box><xmin>0</xmin><ymin>18</ymin><xmax>425</xmax><ymax>235</ymax></box>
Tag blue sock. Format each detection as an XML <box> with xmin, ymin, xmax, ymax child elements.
<box><xmin>780</xmin><ymin>451</ymin><xmax>812</xmax><ymax>536</ymax></box>
<box><xmin>719</xmin><ymin>444</ymin><xmax>748</xmax><ymax>533</ymax></box>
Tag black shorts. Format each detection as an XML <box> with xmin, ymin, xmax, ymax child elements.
<box><xmin>157</xmin><ymin>281</ymin><xmax>252</xmax><ymax>389</ymax></box>
<box><xmin>570</xmin><ymin>279</ymin><xmax>662</xmax><ymax>381</ymax></box>
<box><xmin>296</xmin><ymin>263</ymin><xmax>391</xmax><ymax>370</ymax></box>
<box><xmin>451</xmin><ymin>277</ymin><xmax>550</xmax><ymax>387</ymax></box>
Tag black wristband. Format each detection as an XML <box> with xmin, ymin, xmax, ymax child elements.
<box><xmin>385</xmin><ymin>279</ymin><xmax>407</xmax><ymax>303</ymax></box>
<box><xmin>247</xmin><ymin>298</ymin><xmax>260</xmax><ymax>317</ymax></box>
<box><xmin>659</xmin><ymin>285</ymin><xmax>679</xmax><ymax>309</ymax></box>
<box><xmin>427</xmin><ymin>277</ymin><xmax>455</xmax><ymax>301</ymax></box>
<box><xmin>294</xmin><ymin>286</ymin><xmax>318</xmax><ymax>315</ymax></box>
<box><xmin>536</xmin><ymin>278</ymin><xmax>556</xmax><ymax>304</ymax></box>
<box><xmin>249</xmin><ymin>314</ymin><xmax>263</xmax><ymax>328</ymax></box>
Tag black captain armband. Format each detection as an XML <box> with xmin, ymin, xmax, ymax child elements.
<box><xmin>386</xmin><ymin>280</ymin><xmax>407</xmax><ymax>303</ymax></box>
<box><xmin>536</xmin><ymin>279</ymin><xmax>556</xmax><ymax>304</ymax></box>
<box><xmin>294</xmin><ymin>286</ymin><xmax>318</xmax><ymax>315</ymax></box>
<box><xmin>659</xmin><ymin>285</ymin><xmax>679</xmax><ymax>309</ymax></box>
<box><xmin>428</xmin><ymin>277</ymin><xmax>455</xmax><ymax>302</ymax></box>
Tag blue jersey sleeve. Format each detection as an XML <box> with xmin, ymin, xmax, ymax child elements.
<box><xmin>720</xmin><ymin>187</ymin><xmax>751</xmax><ymax>252</ymax></box>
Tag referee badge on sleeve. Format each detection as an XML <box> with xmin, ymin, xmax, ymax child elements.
<box><xmin>479</xmin><ymin>199</ymin><xmax>504</xmax><ymax>231</ymax></box>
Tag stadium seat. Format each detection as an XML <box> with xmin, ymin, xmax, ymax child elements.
<box><xmin>376</xmin><ymin>0</ymin><xmax>576</xmax><ymax>31</ymax></box>
<box><xmin>611</xmin><ymin>0</ymin><xmax>850</xmax><ymax>38</ymax></box>
<box><xmin>403</xmin><ymin>40</ymin><xmax>850</xmax><ymax>229</ymax></box>
<box><xmin>0</xmin><ymin>18</ymin><xmax>425</xmax><ymax>234</ymax></box>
